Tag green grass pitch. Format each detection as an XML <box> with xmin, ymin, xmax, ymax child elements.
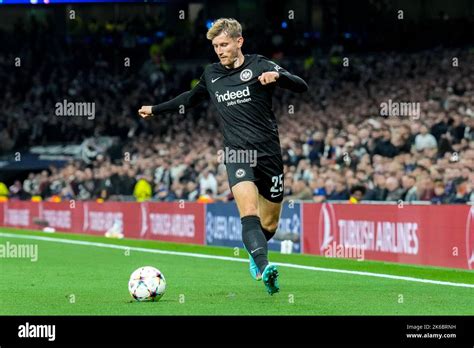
<box><xmin>0</xmin><ymin>227</ymin><xmax>473</xmax><ymax>315</ymax></box>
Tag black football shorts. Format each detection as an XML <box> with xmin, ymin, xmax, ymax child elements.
<box><xmin>225</xmin><ymin>154</ymin><xmax>284</xmax><ymax>203</ymax></box>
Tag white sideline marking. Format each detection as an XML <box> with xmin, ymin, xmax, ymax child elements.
<box><xmin>1</xmin><ymin>232</ymin><xmax>473</xmax><ymax>289</ymax></box>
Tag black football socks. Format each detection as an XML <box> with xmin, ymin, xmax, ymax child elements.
<box><xmin>260</xmin><ymin>226</ymin><xmax>275</xmax><ymax>241</ymax></box>
<box><xmin>241</xmin><ymin>215</ymin><xmax>268</xmax><ymax>273</ymax></box>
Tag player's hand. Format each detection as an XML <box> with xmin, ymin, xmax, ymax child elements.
<box><xmin>138</xmin><ymin>106</ymin><xmax>153</xmax><ymax>118</ymax></box>
<box><xmin>258</xmin><ymin>71</ymin><xmax>279</xmax><ymax>85</ymax></box>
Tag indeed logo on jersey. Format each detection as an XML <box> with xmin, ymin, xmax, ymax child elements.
<box><xmin>215</xmin><ymin>86</ymin><xmax>252</xmax><ymax>106</ymax></box>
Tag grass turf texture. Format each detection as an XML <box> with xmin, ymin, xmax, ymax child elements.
<box><xmin>0</xmin><ymin>227</ymin><xmax>473</xmax><ymax>315</ymax></box>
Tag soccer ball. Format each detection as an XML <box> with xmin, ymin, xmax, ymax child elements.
<box><xmin>128</xmin><ymin>266</ymin><xmax>166</xmax><ymax>302</ymax></box>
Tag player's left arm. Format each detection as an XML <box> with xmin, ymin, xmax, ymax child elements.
<box><xmin>258</xmin><ymin>57</ymin><xmax>308</xmax><ymax>93</ymax></box>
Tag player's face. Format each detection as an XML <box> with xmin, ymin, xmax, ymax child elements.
<box><xmin>212</xmin><ymin>32</ymin><xmax>243</xmax><ymax>67</ymax></box>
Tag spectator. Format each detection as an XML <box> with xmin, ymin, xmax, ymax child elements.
<box><xmin>197</xmin><ymin>188</ymin><xmax>215</xmax><ymax>203</ymax></box>
<box><xmin>373</xmin><ymin>128</ymin><xmax>399</xmax><ymax>158</ymax></box>
<box><xmin>310</xmin><ymin>177</ymin><xmax>327</xmax><ymax>203</ymax></box>
<box><xmin>364</xmin><ymin>173</ymin><xmax>387</xmax><ymax>201</ymax></box>
<box><xmin>415</xmin><ymin>125</ymin><xmax>438</xmax><ymax>151</ymax></box>
<box><xmin>199</xmin><ymin>167</ymin><xmax>218</xmax><ymax>195</ymax></box>
<box><xmin>287</xmin><ymin>179</ymin><xmax>313</xmax><ymax>201</ymax></box>
<box><xmin>133</xmin><ymin>174</ymin><xmax>152</xmax><ymax>202</ymax></box>
<box><xmin>349</xmin><ymin>185</ymin><xmax>366</xmax><ymax>203</ymax></box>
<box><xmin>402</xmin><ymin>175</ymin><xmax>418</xmax><ymax>202</ymax></box>
<box><xmin>0</xmin><ymin>182</ymin><xmax>9</xmax><ymax>199</ymax></box>
<box><xmin>385</xmin><ymin>177</ymin><xmax>404</xmax><ymax>202</ymax></box>
<box><xmin>431</xmin><ymin>180</ymin><xmax>449</xmax><ymax>204</ymax></box>
<box><xmin>9</xmin><ymin>180</ymin><xmax>28</xmax><ymax>200</ymax></box>
<box><xmin>327</xmin><ymin>180</ymin><xmax>349</xmax><ymax>201</ymax></box>
<box><xmin>448</xmin><ymin>178</ymin><xmax>470</xmax><ymax>204</ymax></box>
<box><xmin>185</xmin><ymin>181</ymin><xmax>199</xmax><ymax>201</ymax></box>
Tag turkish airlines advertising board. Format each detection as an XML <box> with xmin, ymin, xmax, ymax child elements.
<box><xmin>303</xmin><ymin>203</ymin><xmax>474</xmax><ymax>270</ymax></box>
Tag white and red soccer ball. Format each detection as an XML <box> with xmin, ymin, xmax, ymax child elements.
<box><xmin>128</xmin><ymin>266</ymin><xmax>166</xmax><ymax>302</ymax></box>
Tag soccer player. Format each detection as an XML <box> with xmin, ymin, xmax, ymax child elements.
<box><xmin>139</xmin><ymin>18</ymin><xmax>308</xmax><ymax>295</ymax></box>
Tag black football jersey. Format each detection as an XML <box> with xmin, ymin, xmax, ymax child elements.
<box><xmin>152</xmin><ymin>54</ymin><xmax>308</xmax><ymax>156</ymax></box>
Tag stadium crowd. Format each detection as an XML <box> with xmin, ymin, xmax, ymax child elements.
<box><xmin>1</xmin><ymin>16</ymin><xmax>473</xmax><ymax>205</ymax></box>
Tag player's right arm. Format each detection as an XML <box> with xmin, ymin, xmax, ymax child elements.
<box><xmin>138</xmin><ymin>73</ymin><xmax>208</xmax><ymax>118</ymax></box>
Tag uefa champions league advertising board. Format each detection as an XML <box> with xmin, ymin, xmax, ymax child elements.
<box><xmin>205</xmin><ymin>201</ymin><xmax>302</xmax><ymax>253</ymax></box>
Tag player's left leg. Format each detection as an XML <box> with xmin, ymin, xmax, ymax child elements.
<box><xmin>231</xmin><ymin>180</ymin><xmax>269</xmax><ymax>282</ymax></box>
<box><xmin>253</xmin><ymin>155</ymin><xmax>284</xmax><ymax>295</ymax></box>
<box><xmin>224</xmin><ymin>160</ymin><xmax>269</xmax><ymax>283</ymax></box>
<box><xmin>256</xmin><ymin>194</ymin><xmax>282</xmax><ymax>294</ymax></box>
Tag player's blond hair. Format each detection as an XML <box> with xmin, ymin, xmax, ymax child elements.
<box><xmin>206</xmin><ymin>18</ymin><xmax>242</xmax><ymax>40</ymax></box>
